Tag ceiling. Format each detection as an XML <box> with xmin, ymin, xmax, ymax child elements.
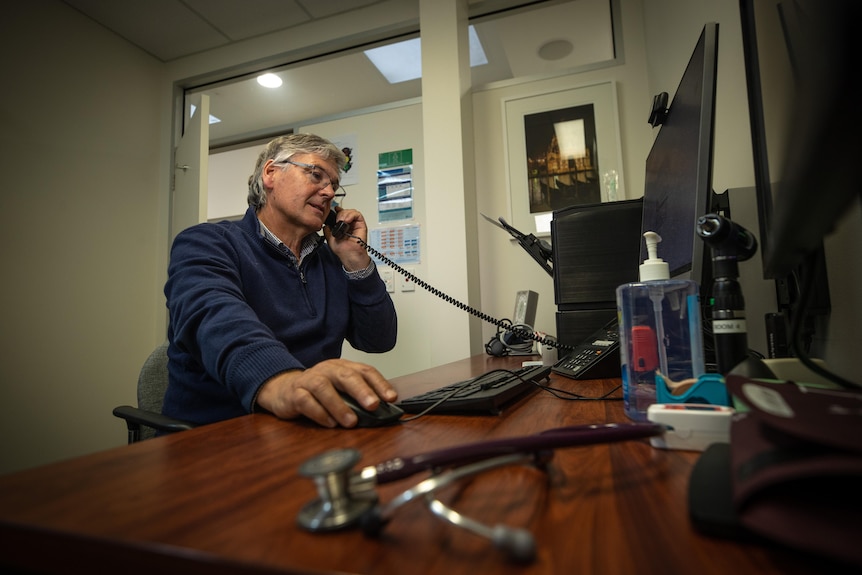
<box><xmin>61</xmin><ymin>0</ymin><xmax>618</xmax><ymax>147</ymax></box>
<box><xmin>61</xmin><ymin>0</ymin><xmax>398</xmax><ymax>62</ymax></box>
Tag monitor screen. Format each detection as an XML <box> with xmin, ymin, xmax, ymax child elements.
<box><xmin>744</xmin><ymin>0</ymin><xmax>860</xmax><ymax>279</ymax></box>
<box><xmin>639</xmin><ymin>22</ymin><xmax>719</xmax><ymax>287</ymax></box>
<box><xmin>738</xmin><ymin>0</ymin><xmax>784</xmax><ymax>280</ymax></box>
<box><xmin>739</xmin><ymin>0</ymin><xmax>839</xmax><ymax>321</ymax></box>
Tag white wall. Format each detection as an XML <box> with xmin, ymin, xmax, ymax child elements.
<box><xmin>0</xmin><ymin>0</ymin><xmax>168</xmax><ymax>473</ymax></box>
<box><xmin>208</xmin><ymin>144</ymin><xmax>264</xmax><ymax>221</ymax></box>
<box><xmin>472</xmin><ymin>0</ymin><xmax>653</xmax><ymax>347</ymax></box>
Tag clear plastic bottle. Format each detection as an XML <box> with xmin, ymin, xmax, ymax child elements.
<box><xmin>616</xmin><ymin>232</ymin><xmax>705</xmax><ymax>421</ymax></box>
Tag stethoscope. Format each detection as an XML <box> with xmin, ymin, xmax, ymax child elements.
<box><xmin>296</xmin><ymin>422</ymin><xmax>665</xmax><ymax>562</ymax></box>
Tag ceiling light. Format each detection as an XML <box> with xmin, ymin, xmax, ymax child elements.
<box><xmin>365</xmin><ymin>26</ymin><xmax>488</xmax><ymax>84</ymax></box>
<box><xmin>257</xmin><ymin>73</ymin><xmax>283</xmax><ymax>88</ymax></box>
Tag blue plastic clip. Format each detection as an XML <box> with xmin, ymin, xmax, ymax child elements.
<box><xmin>655</xmin><ymin>372</ymin><xmax>731</xmax><ymax>406</ymax></box>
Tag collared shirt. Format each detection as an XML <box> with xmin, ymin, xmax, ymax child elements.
<box><xmin>258</xmin><ymin>218</ymin><xmax>375</xmax><ymax>280</ymax></box>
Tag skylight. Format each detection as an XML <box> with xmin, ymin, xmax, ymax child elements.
<box><xmin>364</xmin><ymin>26</ymin><xmax>488</xmax><ymax>84</ymax></box>
<box><xmin>190</xmin><ymin>104</ymin><xmax>221</xmax><ymax>125</ymax></box>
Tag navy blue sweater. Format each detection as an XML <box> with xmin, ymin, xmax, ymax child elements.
<box><xmin>162</xmin><ymin>207</ymin><xmax>397</xmax><ymax>425</ymax></box>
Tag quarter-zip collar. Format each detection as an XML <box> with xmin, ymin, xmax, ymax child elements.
<box><xmin>257</xmin><ymin>216</ymin><xmax>323</xmax><ymax>265</ymax></box>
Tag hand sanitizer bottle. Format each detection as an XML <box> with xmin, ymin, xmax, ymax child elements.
<box><xmin>616</xmin><ymin>232</ymin><xmax>706</xmax><ymax>421</ymax></box>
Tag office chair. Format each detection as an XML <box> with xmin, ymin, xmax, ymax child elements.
<box><xmin>113</xmin><ymin>341</ymin><xmax>195</xmax><ymax>443</ymax></box>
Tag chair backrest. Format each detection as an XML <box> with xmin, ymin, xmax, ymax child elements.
<box><xmin>137</xmin><ymin>341</ymin><xmax>170</xmax><ymax>440</ymax></box>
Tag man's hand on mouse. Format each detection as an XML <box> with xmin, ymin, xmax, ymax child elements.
<box><xmin>256</xmin><ymin>359</ymin><xmax>398</xmax><ymax>428</ymax></box>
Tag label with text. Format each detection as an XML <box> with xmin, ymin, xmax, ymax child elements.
<box><xmin>712</xmin><ymin>319</ymin><xmax>747</xmax><ymax>334</ymax></box>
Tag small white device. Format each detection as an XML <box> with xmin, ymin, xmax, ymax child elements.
<box><xmin>647</xmin><ymin>403</ymin><xmax>734</xmax><ymax>452</ymax></box>
<box><xmin>513</xmin><ymin>290</ymin><xmax>538</xmax><ymax>327</ymax></box>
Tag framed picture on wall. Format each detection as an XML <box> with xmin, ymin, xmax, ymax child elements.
<box><xmin>504</xmin><ymin>81</ymin><xmax>624</xmax><ymax>235</ymax></box>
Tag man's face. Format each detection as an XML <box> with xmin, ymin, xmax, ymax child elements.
<box><xmin>261</xmin><ymin>153</ymin><xmax>340</xmax><ymax>234</ymax></box>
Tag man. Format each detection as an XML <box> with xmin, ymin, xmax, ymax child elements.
<box><xmin>163</xmin><ymin>133</ymin><xmax>398</xmax><ymax>429</ymax></box>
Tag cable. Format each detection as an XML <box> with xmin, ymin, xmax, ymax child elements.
<box><xmin>789</xmin><ymin>250</ymin><xmax>860</xmax><ymax>390</ymax></box>
<box><xmin>486</xmin><ymin>319</ymin><xmax>536</xmax><ymax>356</ymax></box>
<box><xmin>343</xmin><ymin>231</ymin><xmax>572</xmax><ymax>354</ymax></box>
<box><xmin>398</xmin><ymin>369</ymin><xmax>537</xmax><ymax>421</ymax></box>
<box><xmin>498</xmin><ymin>321</ymin><xmax>537</xmax><ymax>355</ymax></box>
<box><xmin>530</xmin><ymin>379</ymin><xmax>622</xmax><ymax>401</ymax></box>
<box><xmin>399</xmin><ymin>369</ymin><xmax>622</xmax><ymax>423</ymax></box>
<box><xmin>401</xmin><ymin>368</ymin><xmax>506</xmax><ymax>422</ymax></box>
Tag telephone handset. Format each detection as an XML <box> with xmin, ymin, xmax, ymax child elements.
<box><xmin>323</xmin><ymin>211</ymin><xmax>568</xmax><ymax>355</ymax></box>
<box><xmin>325</xmin><ymin>210</ymin><xmax>349</xmax><ymax>240</ymax></box>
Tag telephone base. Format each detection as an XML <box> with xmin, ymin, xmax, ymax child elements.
<box><xmin>552</xmin><ymin>319</ymin><xmax>621</xmax><ymax>380</ymax></box>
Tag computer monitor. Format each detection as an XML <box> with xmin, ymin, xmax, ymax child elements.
<box><xmin>737</xmin><ymin>0</ymin><xmax>856</xmax><ymax>359</ymax></box>
<box><xmin>639</xmin><ymin>22</ymin><xmax>719</xmax><ymax>291</ymax></box>
<box><xmin>740</xmin><ymin>0</ymin><xmax>859</xmax><ymax>280</ymax></box>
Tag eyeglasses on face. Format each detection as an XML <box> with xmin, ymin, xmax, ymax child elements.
<box><xmin>279</xmin><ymin>159</ymin><xmax>345</xmax><ymax>198</ymax></box>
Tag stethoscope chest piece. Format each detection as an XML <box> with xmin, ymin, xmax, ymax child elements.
<box><xmin>297</xmin><ymin>448</ymin><xmax>376</xmax><ymax>532</ymax></box>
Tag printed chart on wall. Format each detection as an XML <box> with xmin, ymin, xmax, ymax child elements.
<box><xmin>369</xmin><ymin>224</ymin><xmax>420</xmax><ymax>265</ymax></box>
<box><xmin>377</xmin><ymin>149</ymin><xmax>413</xmax><ymax>222</ymax></box>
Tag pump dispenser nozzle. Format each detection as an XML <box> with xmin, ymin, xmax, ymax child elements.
<box><xmin>617</xmin><ymin>231</ymin><xmax>706</xmax><ymax>421</ymax></box>
<box><xmin>638</xmin><ymin>232</ymin><xmax>671</xmax><ymax>378</ymax></box>
<box><xmin>639</xmin><ymin>231</ymin><xmax>670</xmax><ymax>281</ymax></box>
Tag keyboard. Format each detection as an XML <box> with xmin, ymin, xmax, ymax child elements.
<box><xmin>397</xmin><ymin>364</ymin><xmax>552</xmax><ymax>415</ymax></box>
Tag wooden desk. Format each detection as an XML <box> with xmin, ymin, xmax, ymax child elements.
<box><xmin>0</xmin><ymin>355</ymin><xmax>823</xmax><ymax>574</ymax></box>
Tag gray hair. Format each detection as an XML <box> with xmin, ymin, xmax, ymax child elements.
<box><xmin>247</xmin><ymin>133</ymin><xmax>346</xmax><ymax>210</ymax></box>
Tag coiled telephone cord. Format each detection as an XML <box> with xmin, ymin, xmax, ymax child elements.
<box><xmin>344</xmin><ymin>232</ymin><xmax>572</xmax><ymax>353</ymax></box>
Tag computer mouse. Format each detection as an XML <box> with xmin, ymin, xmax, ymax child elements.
<box><xmin>338</xmin><ymin>392</ymin><xmax>404</xmax><ymax>427</ymax></box>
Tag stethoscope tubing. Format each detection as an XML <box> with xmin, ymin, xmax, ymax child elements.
<box><xmin>368</xmin><ymin>422</ymin><xmax>666</xmax><ymax>484</ymax></box>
